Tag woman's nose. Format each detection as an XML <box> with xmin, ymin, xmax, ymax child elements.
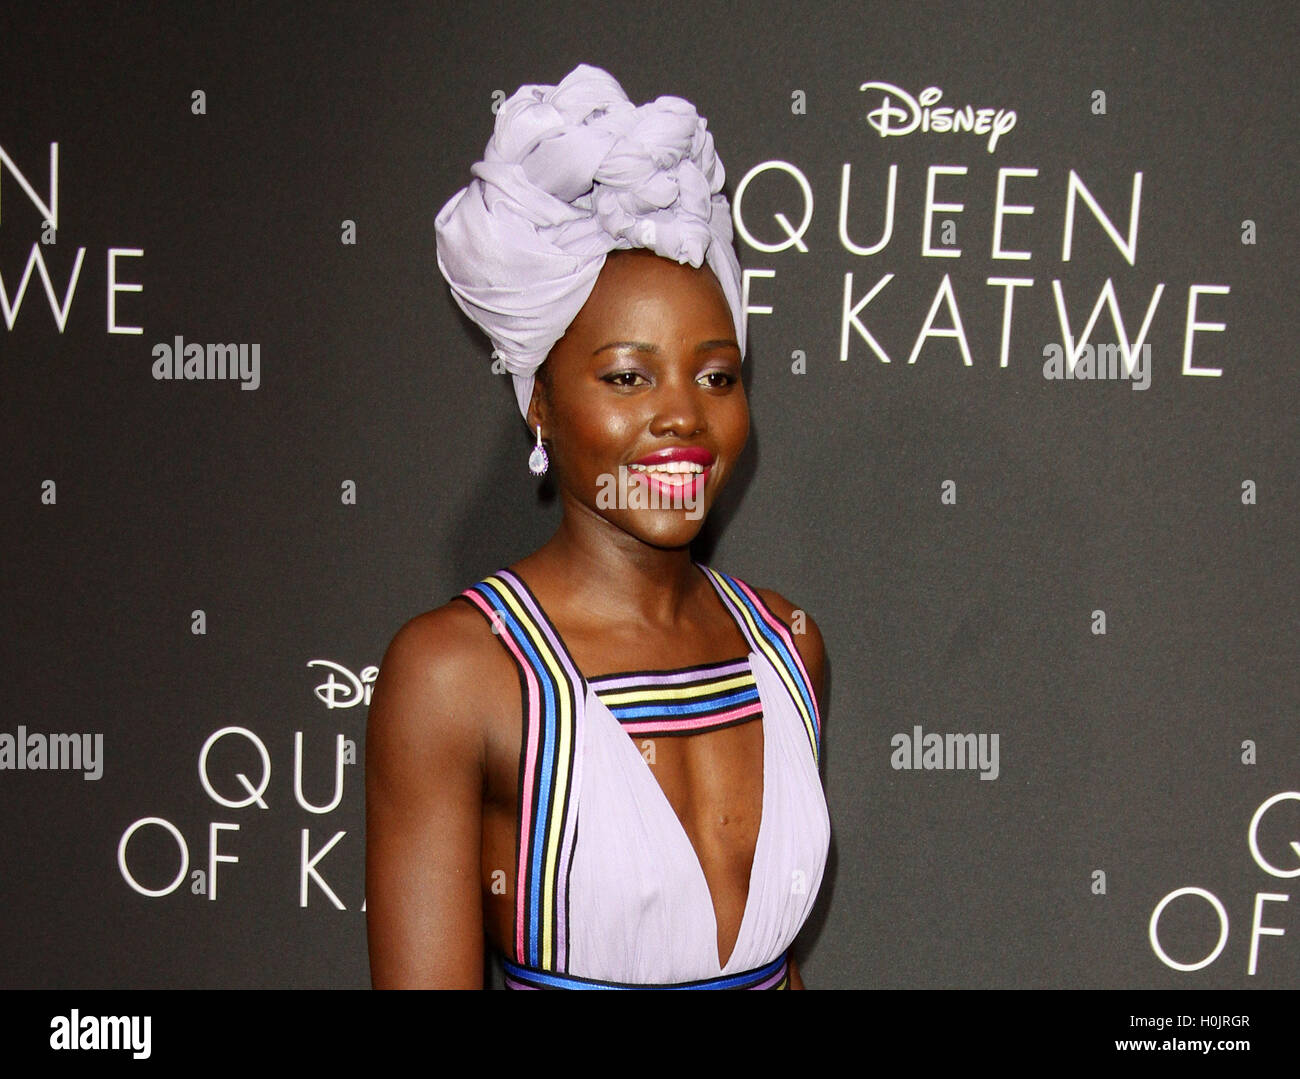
<box><xmin>647</xmin><ymin>373</ymin><xmax>706</xmax><ymax>438</ymax></box>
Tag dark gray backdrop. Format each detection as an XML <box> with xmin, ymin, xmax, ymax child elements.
<box><xmin>1</xmin><ymin>0</ymin><xmax>1295</xmax><ymax>988</ymax></box>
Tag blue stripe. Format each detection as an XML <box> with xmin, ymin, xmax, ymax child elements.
<box><xmin>475</xmin><ymin>579</ymin><xmax>561</xmax><ymax>968</ymax></box>
<box><xmin>605</xmin><ymin>686</ymin><xmax>759</xmax><ymax>717</ymax></box>
<box><xmin>717</xmin><ymin>572</ymin><xmax>818</xmax><ymax>748</ymax></box>
<box><xmin>503</xmin><ymin>952</ymin><xmax>787</xmax><ymax>990</ymax></box>
<box><xmin>602</xmin><ymin>686</ymin><xmax>760</xmax><ymax>721</ymax></box>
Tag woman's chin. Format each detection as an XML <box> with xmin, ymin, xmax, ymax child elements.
<box><xmin>617</xmin><ymin>511</ymin><xmax>710</xmax><ymax>550</ymax></box>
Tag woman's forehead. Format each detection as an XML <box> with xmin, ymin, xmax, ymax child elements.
<box><xmin>574</xmin><ymin>251</ymin><xmax>732</xmax><ymax>334</ymax></box>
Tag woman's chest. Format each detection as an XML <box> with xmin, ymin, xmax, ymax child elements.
<box><xmin>477</xmin><ymin>675</ymin><xmax>767</xmax><ymax>964</ymax></box>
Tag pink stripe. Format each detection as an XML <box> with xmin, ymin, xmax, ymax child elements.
<box><xmin>622</xmin><ymin>700</ymin><xmax>762</xmax><ymax>735</ymax></box>
<box><xmin>464</xmin><ymin>588</ymin><xmax>539</xmax><ymax>962</ymax></box>
<box><xmin>732</xmin><ymin>579</ymin><xmax>820</xmax><ymax>726</ymax></box>
<box><xmin>502</xmin><ymin>572</ymin><xmax>580</xmax><ymax>968</ymax></box>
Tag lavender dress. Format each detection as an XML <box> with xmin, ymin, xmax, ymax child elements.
<box><xmin>459</xmin><ymin>564</ymin><xmax>830</xmax><ymax>989</ymax></box>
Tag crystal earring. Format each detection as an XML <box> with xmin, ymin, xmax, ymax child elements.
<box><xmin>528</xmin><ymin>425</ymin><xmax>549</xmax><ymax>476</ymax></box>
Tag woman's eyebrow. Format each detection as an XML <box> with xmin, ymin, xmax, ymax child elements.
<box><xmin>593</xmin><ymin>340</ymin><xmax>657</xmax><ymax>355</ymax></box>
<box><xmin>592</xmin><ymin>339</ymin><xmax>740</xmax><ymax>356</ymax></box>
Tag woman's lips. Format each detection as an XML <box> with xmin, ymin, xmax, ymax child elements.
<box><xmin>621</xmin><ymin>448</ymin><xmax>715</xmax><ymax>508</ymax></box>
<box><xmin>630</xmin><ymin>446</ymin><xmax>715</xmax><ymax>468</ymax></box>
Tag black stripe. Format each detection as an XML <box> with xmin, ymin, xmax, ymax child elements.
<box><xmin>492</xmin><ymin>572</ymin><xmax>580</xmax><ymax>972</ymax></box>
<box><xmin>595</xmin><ymin>681</ymin><xmax>760</xmax><ymax>713</ymax></box>
<box><xmin>613</xmin><ymin>710</ymin><xmax>765</xmax><ymax>738</ymax></box>
<box><xmin>586</xmin><ymin>653</ymin><xmax>754</xmax><ymax>683</ymax></box>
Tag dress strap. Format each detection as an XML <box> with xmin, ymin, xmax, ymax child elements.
<box><xmin>502</xmin><ymin>951</ymin><xmax>791</xmax><ymax>990</ymax></box>
<box><xmin>588</xmin><ymin>656</ymin><xmax>762</xmax><ymax>737</ymax></box>
<box><xmin>698</xmin><ymin>565</ymin><xmax>821</xmax><ymax>765</ymax></box>
<box><xmin>457</xmin><ymin>570</ymin><xmax>583</xmax><ymax>974</ymax></box>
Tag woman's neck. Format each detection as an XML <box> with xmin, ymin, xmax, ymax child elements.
<box><xmin>517</xmin><ymin>508</ymin><xmax>703</xmax><ymax>631</ymax></box>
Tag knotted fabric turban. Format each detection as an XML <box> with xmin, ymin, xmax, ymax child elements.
<box><xmin>435</xmin><ymin>63</ymin><xmax>746</xmax><ymax>420</ymax></box>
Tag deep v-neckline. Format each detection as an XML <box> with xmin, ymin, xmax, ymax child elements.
<box><xmin>586</xmin><ymin>663</ymin><xmax>768</xmax><ymax>972</ymax></box>
<box><xmin>509</xmin><ymin>565</ymin><xmax>768</xmax><ymax>973</ymax></box>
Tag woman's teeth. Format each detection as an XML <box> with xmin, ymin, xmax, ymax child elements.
<box><xmin>626</xmin><ymin>462</ymin><xmax>705</xmax><ymax>485</ymax></box>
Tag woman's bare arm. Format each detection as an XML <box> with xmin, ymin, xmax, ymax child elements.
<box><xmin>365</xmin><ymin>607</ymin><xmax>489</xmax><ymax>988</ymax></box>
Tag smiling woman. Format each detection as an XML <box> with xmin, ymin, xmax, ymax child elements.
<box><xmin>529</xmin><ymin>249</ymin><xmax>747</xmax><ymax>543</ymax></box>
<box><xmin>364</xmin><ymin>64</ymin><xmax>830</xmax><ymax>990</ymax></box>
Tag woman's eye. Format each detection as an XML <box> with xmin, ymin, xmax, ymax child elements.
<box><xmin>603</xmin><ymin>370</ymin><xmax>646</xmax><ymax>387</ymax></box>
<box><xmin>698</xmin><ymin>370</ymin><xmax>737</xmax><ymax>388</ymax></box>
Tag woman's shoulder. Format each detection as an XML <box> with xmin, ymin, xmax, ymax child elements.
<box><xmin>382</xmin><ymin>595</ymin><xmax>500</xmax><ymax>669</ymax></box>
<box><xmin>369</xmin><ymin>590</ymin><xmax>515</xmax><ymax>745</ymax></box>
<box><xmin>705</xmin><ymin>564</ymin><xmax>817</xmax><ymax>629</ymax></box>
<box><xmin>706</xmin><ymin>566</ymin><xmax>828</xmax><ymax>706</ymax></box>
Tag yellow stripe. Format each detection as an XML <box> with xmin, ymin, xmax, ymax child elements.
<box><xmin>595</xmin><ymin>673</ymin><xmax>756</xmax><ymax>707</ymax></box>
<box><xmin>543</xmin><ymin>653</ymin><xmax>573</xmax><ymax>969</ymax></box>
<box><xmin>706</xmin><ymin>569</ymin><xmax>818</xmax><ymax>762</ymax></box>
<box><xmin>489</xmin><ymin>578</ymin><xmax>576</xmax><ymax>971</ymax></box>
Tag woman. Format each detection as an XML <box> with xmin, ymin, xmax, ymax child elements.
<box><xmin>365</xmin><ymin>64</ymin><xmax>830</xmax><ymax>989</ymax></box>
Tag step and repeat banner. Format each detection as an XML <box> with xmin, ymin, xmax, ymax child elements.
<box><xmin>2</xmin><ymin>2</ymin><xmax>1295</xmax><ymax>989</ymax></box>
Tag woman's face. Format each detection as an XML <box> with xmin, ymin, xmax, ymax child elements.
<box><xmin>528</xmin><ymin>249</ymin><xmax>748</xmax><ymax>551</ymax></box>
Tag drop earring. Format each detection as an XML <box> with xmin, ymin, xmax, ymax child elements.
<box><xmin>528</xmin><ymin>425</ymin><xmax>549</xmax><ymax>476</ymax></box>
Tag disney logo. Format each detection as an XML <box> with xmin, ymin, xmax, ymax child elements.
<box><xmin>860</xmin><ymin>82</ymin><xmax>1016</xmax><ymax>153</ymax></box>
<box><xmin>307</xmin><ymin>660</ymin><xmax>378</xmax><ymax>709</ymax></box>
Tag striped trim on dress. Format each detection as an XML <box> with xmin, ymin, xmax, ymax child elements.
<box><xmin>503</xmin><ymin>951</ymin><xmax>790</xmax><ymax>990</ymax></box>
<box><xmin>458</xmin><ymin>571</ymin><xmax>582</xmax><ymax>974</ymax></box>
<box><xmin>588</xmin><ymin>656</ymin><xmax>762</xmax><ymax>737</ymax></box>
<box><xmin>698</xmin><ymin>566</ymin><xmax>822</xmax><ymax>764</ymax></box>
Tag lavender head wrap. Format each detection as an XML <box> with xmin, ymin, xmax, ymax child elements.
<box><xmin>435</xmin><ymin>63</ymin><xmax>746</xmax><ymax>420</ymax></box>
